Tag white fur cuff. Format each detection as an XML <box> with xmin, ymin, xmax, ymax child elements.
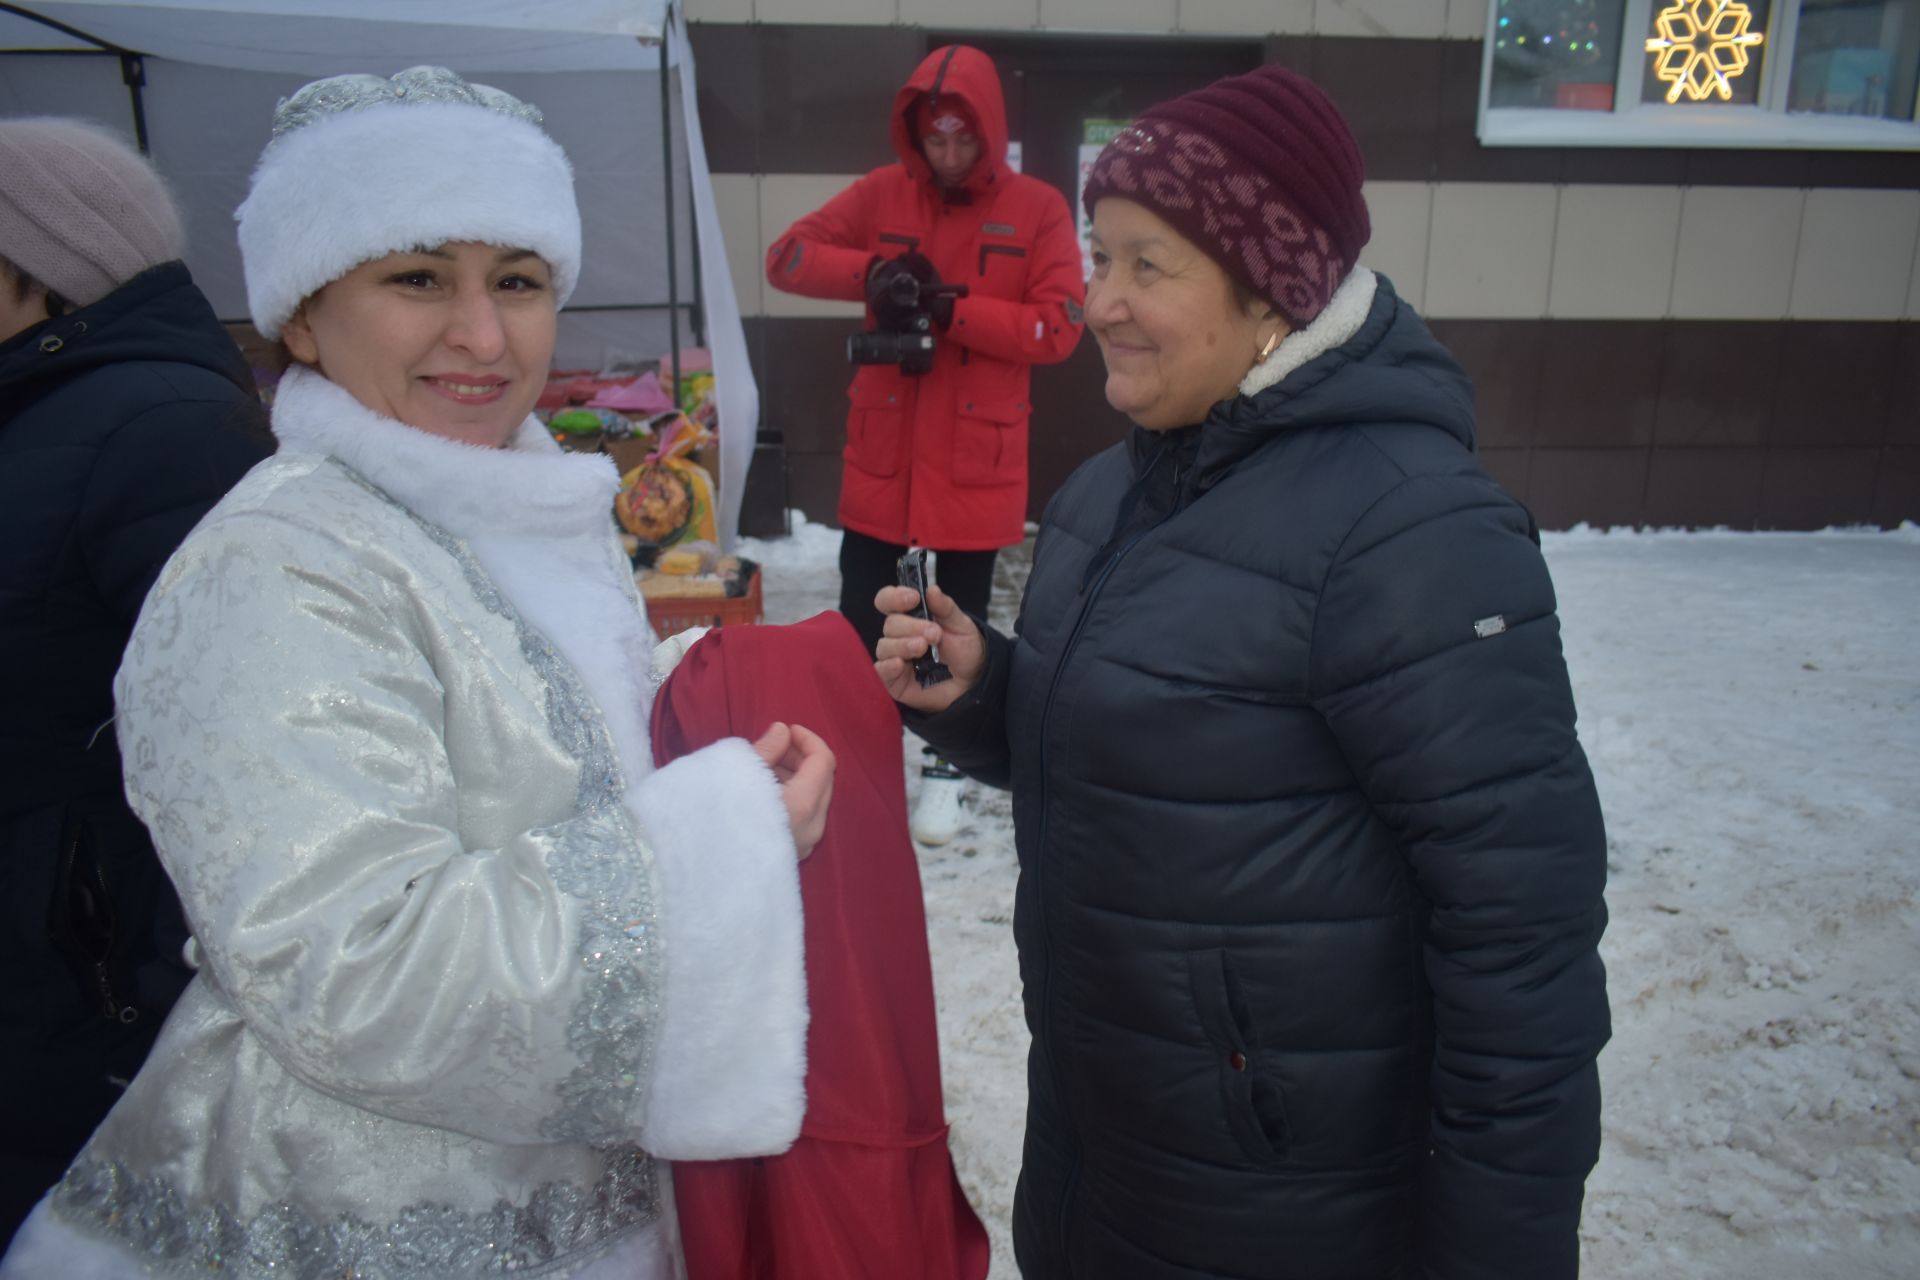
<box><xmin>629</xmin><ymin>737</ymin><xmax>807</xmax><ymax>1160</ymax></box>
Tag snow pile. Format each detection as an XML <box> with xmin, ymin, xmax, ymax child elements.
<box><xmin>741</xmin><ymin>517</ymin><xmax>1920</xmax><ymax>1278</ymax></box>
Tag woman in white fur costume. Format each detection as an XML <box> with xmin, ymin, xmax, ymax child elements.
<box><xmin>0</xmin><ymin>67</ymin><xmax>831</xmax><ymax>1280</ymax></box>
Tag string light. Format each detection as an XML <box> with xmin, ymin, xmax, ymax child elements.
<box><xmin>1645</xmin><ymin>0</ymin><xmax>1765</xmax><ymax>103</ymax></box>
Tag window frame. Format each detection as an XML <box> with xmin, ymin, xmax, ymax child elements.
<box><xmin>1478</xmin><ymin>0</ymin><xmax>1920</xmax><ymax>149</ymax></box>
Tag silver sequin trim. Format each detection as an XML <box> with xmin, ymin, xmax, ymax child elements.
<box><xmin>270</xmin><ymin>65</ymin><xmax>544</xmax><ymax>142</ymax></box>
<box><xmin>357</xmin><ymin>470</ymin><xmax>664</xmax><ymax>1143</ymax></box>
<box><xmin>53</xmin><ymin>1150</ymin><xmax>658</xmax><ymax>1278</ymax></box>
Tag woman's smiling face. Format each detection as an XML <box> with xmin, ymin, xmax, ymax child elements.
<box><xmin>1085</xmin><ymin>197</ymin><xmax>1283</xmax><ymax>432</ymax></box>
<box><xmin>282</xmin><ymin>241</ymin><xmax>556</xmax><ymax>448</ymax></box>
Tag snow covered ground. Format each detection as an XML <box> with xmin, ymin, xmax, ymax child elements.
<box><xmin>737</xmin><ymin>516</ymin><xmax>1920</xmax><ymax>1279</ymax></box>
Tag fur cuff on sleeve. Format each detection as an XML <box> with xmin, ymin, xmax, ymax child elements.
<box><xmin>627</xmin><ymin>737</ymin><xmax>806</xmax><ymax>1159</ymax></box>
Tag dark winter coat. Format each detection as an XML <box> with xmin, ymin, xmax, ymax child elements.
<box><xmin>914</xmin><ymin>275</ymin><xmax>1610</xmax><ymax>1279</ymax></box>
<box><xmin>0</xmin><ymin>261</ymin><xmax>272</xmax><ymax>1237</ymax></box>
<box><xmin>764</xmin><ymin>45</ymin><xmax>1085</xmax><ymax>551</ymax></box>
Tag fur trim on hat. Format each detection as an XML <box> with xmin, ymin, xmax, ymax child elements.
<box><xmin>237</xmin><ymin>102</ymin><xmax>580</xmax><ymax>339</ymax></box>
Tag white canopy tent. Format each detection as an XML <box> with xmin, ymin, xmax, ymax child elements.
<box><xmin>0</xmin><ymin>0</ymin><xmax>761</xmax><ymax>547</ymax></box>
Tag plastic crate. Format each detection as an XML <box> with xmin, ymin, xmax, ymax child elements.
<box><xmin>643</xmin><ymin>568</ymin><xmax>763</xmax><ymax>638</ymax></box>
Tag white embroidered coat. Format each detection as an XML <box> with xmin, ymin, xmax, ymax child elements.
<box><xmin>2</xmin><ymin>367</ymin><xmax>807</xmax><ymax>1279</ymax></box>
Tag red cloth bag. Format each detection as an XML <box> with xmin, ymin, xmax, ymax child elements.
<box><xmin>650</xmin><ymin>612</ymin><xmax>990</xmax><ymax>1280</ymax></box>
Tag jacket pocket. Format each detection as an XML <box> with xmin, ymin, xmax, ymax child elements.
<box><xmin>845</xmin><ymin>375</ymin><xmax>909</xmax><ymax>479</ymax></box>
<box><xmin>951</xmin><ymin>395</ymin><xmax>1026</xmax><ymax>488</ymax></box>
<box><xmin>1187</xmin><ymin>948</ymin><xmax>1290</xmax><ymax>1167</ymax></box>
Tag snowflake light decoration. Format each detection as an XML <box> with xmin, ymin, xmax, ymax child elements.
<box><xmin>1645</xmin><ymin>0</ymin><xmax>1766</xmax><ymax>103</ymax></box>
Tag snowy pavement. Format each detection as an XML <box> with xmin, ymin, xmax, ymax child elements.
<box><xmin>737</xmin><ymin>516</ymin><xmax>1920</xmax><ymax>1279</ymax></box>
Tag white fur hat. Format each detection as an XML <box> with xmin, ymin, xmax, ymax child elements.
<box><xmin>237</xmin><ymin>67</ymin><xmax>580</xmax><ymax>340</ymax></box>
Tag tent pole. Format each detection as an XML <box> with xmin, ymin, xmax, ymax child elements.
<box><xmin>659</xmin><ymin>27</ymin><xmax>681</xmax><ymax>398</ymax></box>
<box><xmin>120</xmin><ymin>53</ymin><xmax>150</xmax><ymax>154</ymax></box>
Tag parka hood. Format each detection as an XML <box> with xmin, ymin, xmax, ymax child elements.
<box><xmin>891</xmin><ymin>45</ymin><xmax>1009</xmax><ymax>197</ymax></box>
<box><xmin>0</xmin><ymin>261</ymin><xmax>254</xmax><ymax>414</ymax></box>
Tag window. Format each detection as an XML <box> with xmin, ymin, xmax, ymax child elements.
<box><xmin>1479</xmin><ymin>0</ymin><xmax>1920</xmax><ymax>147</ymax></box>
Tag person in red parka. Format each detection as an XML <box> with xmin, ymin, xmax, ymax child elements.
<box><xmin>766</xmin><ymin>43</ymin><xmax>1084</xmax><ymax>842</ymax></box>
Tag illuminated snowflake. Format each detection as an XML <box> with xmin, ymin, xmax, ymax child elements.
<box><xmin>1645</xmin><ymin>0</ymin><xmax>1766</xmax><ymax>103</ymax></box>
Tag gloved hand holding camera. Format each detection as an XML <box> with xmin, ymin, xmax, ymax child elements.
<box><xmin>851</xmin><ymin>251</ymin><xmax>967</xmax><ymax>374</ymax></box>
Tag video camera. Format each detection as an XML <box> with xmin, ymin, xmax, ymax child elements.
<box><xmin>847</xmin><ymin>252</ymin><xmax>968</xmax><ymax>376</ymax></box>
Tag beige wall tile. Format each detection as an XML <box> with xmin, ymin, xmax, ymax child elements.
<box><xmin>1358</xmin><ymin>180</ymin><xmax>1433</xmax><ymax>311</ymax></box>
<box><xmin>902</xmin><ymin>0</ymin><xmax>1037</xmax><ymax>26</ymax></box>
<box><xmin>1315</xmin><ymin>0</ymin><xmax>1449</xmax><ymax>38</ymax></box>
<box><xmin>1548</xmin><ymin>184</ymin><xmax>1683</xmax><ymax>319</ymax></box>
<box><xmin>1789</xmin><ymin>188</ymin><xmax>1920</xmax><ymax>322</ymax></box>
<box><xmin>756</xmin><ymin>0</ymin><xmax>896</xmax><ymax>24</ymax></box>
<box><xmin>1040</xmin><ymin>0</ymin><xmax>1177</xmax><ymax>31</ymax></box>
<box><xmin>683</xmin><ymin>0</ymin><xmax>754</xmax><ymax>21</ymax></box>
<box><xmin>709</xmin><ymin>173</ymin><xmax>763</xmax><ymax>318</ymax></box>
<box><xmin>1669</xmin><ymin>187</ymin><xmax>1802</xmax><ymax>320</ymax></box>
<box><xmin>1445</xmin><ymin>0</ymin><xmax>1489</xmax><ymax>38</ymax></box>
<box><xmin>1179</xmin><ymin>0</ymin><xmax>1313</xmax><ymax>34</ymax></box>
<box><xmin>758</xmin><ymin>174</ymin><xmax>870</xmax><ymax>320</ymax></box>
<box><xmin>1424</xmin><ymin>183</ymin><xmax>1558</xmax><ymax>319</ymax></box>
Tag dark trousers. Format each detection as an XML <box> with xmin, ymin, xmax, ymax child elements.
<box><xmin>837</xmin><ymin>529</ymin><xmax>997</xmax><ymax>662</ymax></box>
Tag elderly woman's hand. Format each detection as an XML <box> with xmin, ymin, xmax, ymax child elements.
<box><xmin>873</xmin><ymin>582</ymin><xmax>984</xmax><ymax>714</ymax></box>
<box><xmin>751</xmin><ymin>721</ymin><xmax>835</xmax><ymax>859</ymax></box>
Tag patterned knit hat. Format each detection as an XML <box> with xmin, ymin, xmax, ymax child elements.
<box><xmin>0</xmin><ymin>117</ymin><xmax>184</xmax><ymax>307</ymax></box>
<box><xmin>1082</xmin><ymin>64</ymin><xmax>1369</xmax><ymax>327</ymax></box>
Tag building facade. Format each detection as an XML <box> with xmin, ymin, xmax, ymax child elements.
<box><xmin>691</xmin><ymin>0</ymin><xmax>1920</xmax><ymax>531</ymax></box>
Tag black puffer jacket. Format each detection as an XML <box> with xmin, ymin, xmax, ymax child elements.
<box><xmin>916</xmin><ymin>275</ymin><xmax>1609</xmax><ymax>1279</ymax></box>
<box><xmin>0</xmin><ymin>262</ymin><xmax>272</xmax><ymax>1238</ymax></box>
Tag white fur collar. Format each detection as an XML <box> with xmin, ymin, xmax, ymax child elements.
<box><xmin>1238</xmin><ymin>267</ymin><xmax>1379</xmax><ymax>399</ymax></box>
<box><xmin>270</xmin><ymin>364</ymin><xmax>618</xmax><ymax>540</ymax></box>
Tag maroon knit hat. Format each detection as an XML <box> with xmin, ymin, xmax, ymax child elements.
<box><xmin>1082</xmin><ymin>64</ymin><xmax>1369</xmax><ymax>327</ymax></box>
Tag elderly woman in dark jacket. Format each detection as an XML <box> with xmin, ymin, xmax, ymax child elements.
<box><xmin>877</xmin><ymin>66</ymin><xmax>1610</xmax><ymax>1279</ymax></box>
<box><xmin>0</xmin><ymin>118</ymin><xmax>272</xmax><ymax>1242</ymax></box>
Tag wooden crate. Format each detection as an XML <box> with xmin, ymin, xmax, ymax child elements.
<box><xmin>643</xmin><ymin>569</ymin><xmax>763</xmax><ymax>638</ymax></box>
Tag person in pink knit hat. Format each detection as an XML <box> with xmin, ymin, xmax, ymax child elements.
<box><xmin>0</xmin><ymin>116</ymin><xmax>273</xmax><ymax>1246</ymax></box>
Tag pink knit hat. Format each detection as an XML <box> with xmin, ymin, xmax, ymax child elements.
<box><xmin>1082</xmin><ymin>65</ymin><xmax>1369</xmax><ymax>327</ymax></box>
<box><xmin>0</xmin><ymin>117</ymin><xmax>185</xmax><ymax>307</ymax></box>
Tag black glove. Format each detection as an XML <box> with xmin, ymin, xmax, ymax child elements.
<box><xmin>866</xmin><ymin>251</ymin><xmax>940</xmax><ymax>328</ymax></box>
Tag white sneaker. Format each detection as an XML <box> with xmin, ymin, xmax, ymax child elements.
<box><xmin>911</xmin><ymin>759</ymin><xmax>968</xmax><ymax>846</ymax></box>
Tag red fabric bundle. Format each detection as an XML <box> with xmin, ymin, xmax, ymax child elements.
<box><xmin>651</xmin><ymin>612</ymin><xmax>989</xmax><ymax>1280</ymax></box>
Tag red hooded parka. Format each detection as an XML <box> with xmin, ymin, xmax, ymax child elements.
<box><xmin>765</xmin><ymin>46</ymin><xmax>1085</xmax><ymax>551</ymax></box>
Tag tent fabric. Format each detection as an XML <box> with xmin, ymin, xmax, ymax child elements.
<box><xmin>0</xmin><ymin>0</ymin><xmax>758</xmax><ymax>548</ymax></box>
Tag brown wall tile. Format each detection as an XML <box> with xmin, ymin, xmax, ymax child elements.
<box><xmin>1533</xmin><ymin>322</ymin><xmax>1666</xmax><ymax>448</ymax></box>
<box><xmin>1768</xmin><ymin>323</ymin><xmax>1902</xmax><ymax>448</ymax></box>
<box><xmin>1528</xmin><ymin>447</ymin><xmax>1649</xmax><ymax>529</ymax></box>
<box><xmin>1310</xmin><ymin>38</ymin><xmax>1444</xmax><ymax>181</ymax></box>
<box><xmin>1478</xmin><ymin>446</ymin><xmax>1531</xmax><ymax>503</ymax></box>
<box><xmin>787</xmin><ymin>451</ymin><xmax>844</xmax><ymax>525</ymax></box>
<box><xmin>1683</xmin><ymin>149</ymin><xmax>1809</xmax><ymax>188</ymax></box>
<box><xmin>688</xmin><ymin>22</ymin><xmax>762</xmax><ymax>173</ymax></box>
<box><xmin>1872</xmin><ymin>446</ymin><xmax>1920</xmax><ymax>525</ymax></box>
<box><xmin>1758</xmin><ymin>447</ymin><xmax>1881</xmax><ymax>529</ymax></box>
<box><xmin>1654</xmin><ymin>322</ymin><xmax>1783</xmax><ymax>447</ymax></box>
<box><xmin>755</xmin><ymin>25</ymin><xmax>924</xmax><ymax>175</ymax></box>
<box><xmin>1888</xmin><ymin>326</ymin><xmax>1920</xmax><ymax>448</ymax></box>
<box><xmin>1803</xmin><ymin>150</ymin><xmax>1920</xmax><ymax>191</ymax></box>
<box><xmin>1428</xmin><ymin>319</ymin><xmax>1543</xmax><ymax>448</ymax></box>
<box><xmin>1559</xmin><ymin>148</ymin><xmax>1688</xmax><ymax>186</ymax></box>
<box><xmin>1643</xmin><ymin>447</ymin><xmax>1764</xmax><ymax>529</ymax></box>
<box><xmin>1433</xmin><ymin>40</ymin><xmax>1562</xmax><ymax>185</ymax></box>
<box><xmin>758</xmin><ymin>318</ymin><xmax>853</xmax><ymax>453</ymax></box>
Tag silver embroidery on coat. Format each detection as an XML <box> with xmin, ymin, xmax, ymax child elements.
<box><xmin>54</xmin><ymin>1150</ymin><xmax>658</xmax><ymax>1278</ymax></box>
<box><xmin>361</xmin><ymin>470</ymin><xmax>663</xmax><ymax>1144</ymax></box>
<box><xmin>49</xmin><ymin>466</ymin><xmax>666</xmax><ymax>1275</ymax></box>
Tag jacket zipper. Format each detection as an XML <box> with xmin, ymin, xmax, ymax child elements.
<box><xmin>58</xmin><ymin>820</ymin><xmax>136</xmax><ymax>1023</ymax></box>
<box><xmin>1035</xmin><ymin>448</ymin><xmax>1188</xmax><ymax>1269</ymax></box>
